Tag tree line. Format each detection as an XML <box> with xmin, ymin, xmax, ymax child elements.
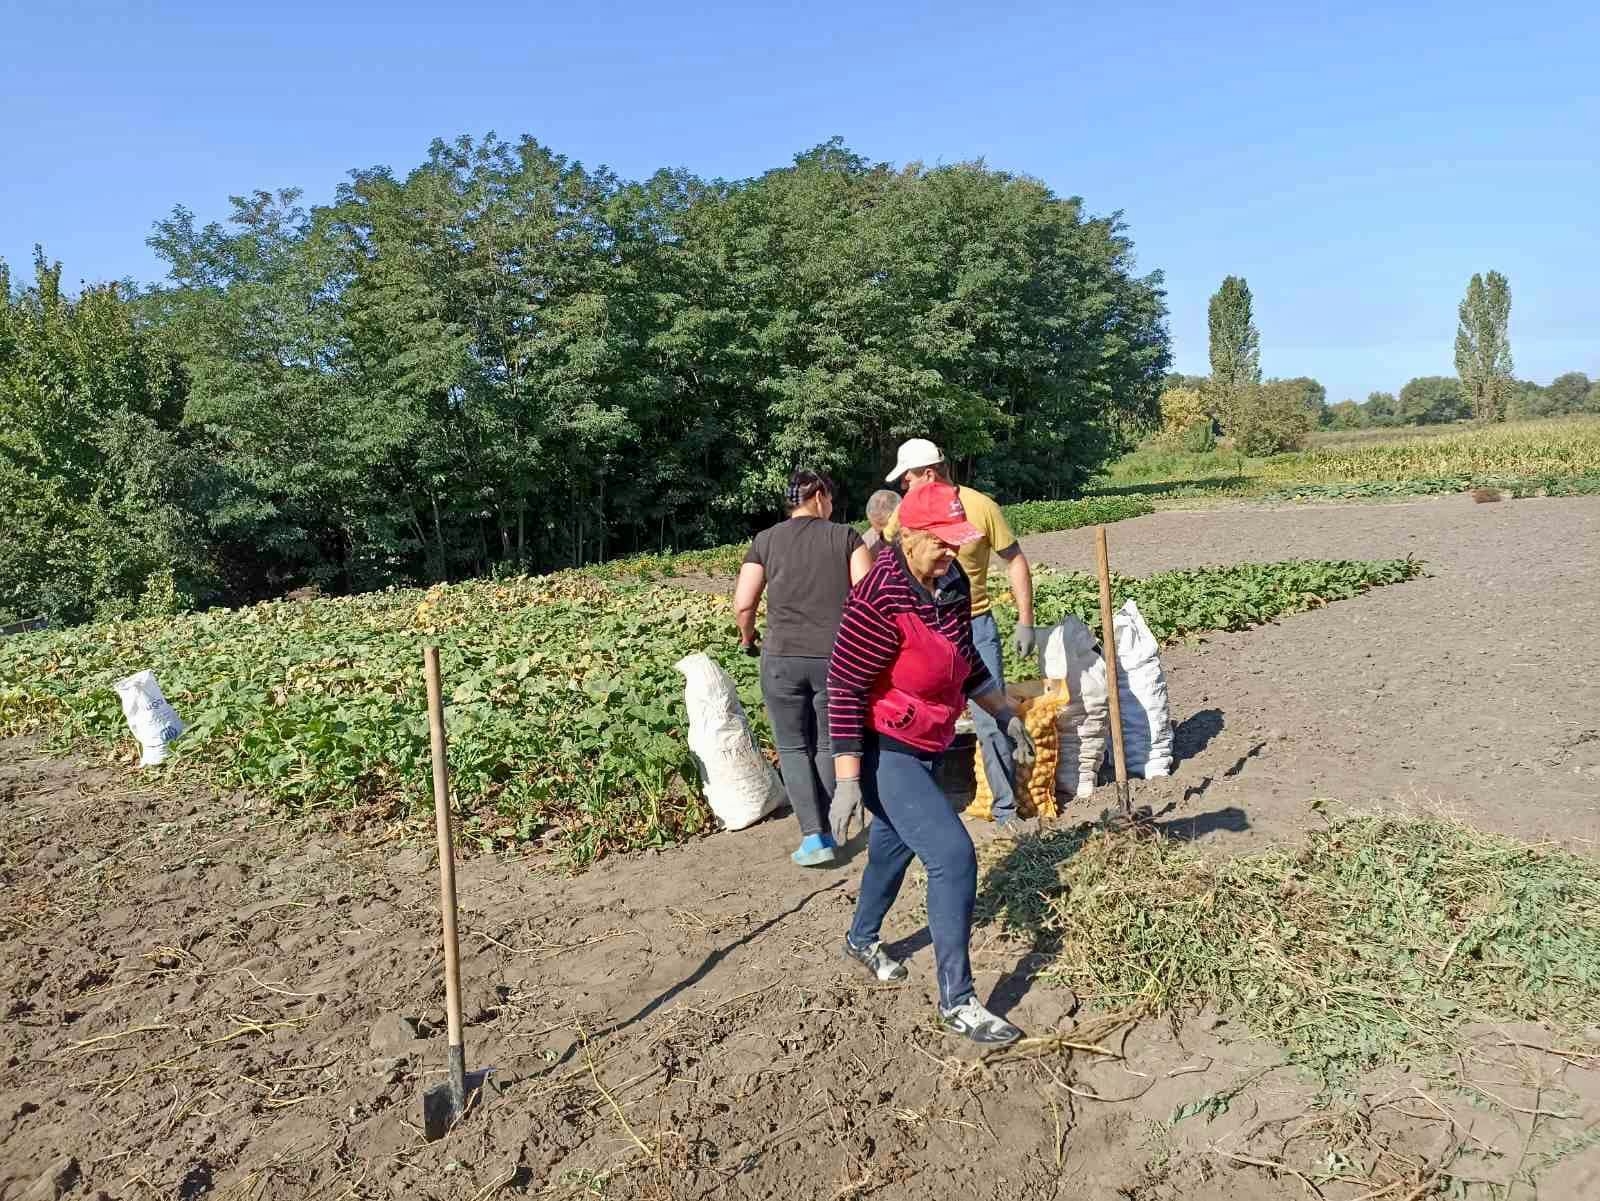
<box><xmin>0</xmin><ymin>135</ymin><xmax>1171</xmax><ymax>626</ymax></box>
<box><xmin>1158</xmin><ymin>270</ymin><xmax>1599</xmax><ymax>453</ymax></box>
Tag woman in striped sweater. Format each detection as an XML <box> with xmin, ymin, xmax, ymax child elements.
<box><xmin>826</xmin><ymin>482</ymin><xmax>1037</xmax><ymax>1047</ymax></box>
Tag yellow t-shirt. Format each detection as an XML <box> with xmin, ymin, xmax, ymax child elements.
<box><xmin>885</xmin><ymin>485</ymin><xmax>1017</xmax><ymax>616</ymax></box>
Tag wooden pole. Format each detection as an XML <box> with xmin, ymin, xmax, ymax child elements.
<box><xmin>424</xmin><ymin>646</ymin><xmax>467</xmax><ymax>1116</ymax></box>
<box><xmin>1094</xmin><ymin>527</ymin><xmax>1132</xmax><ymax>816</ymax></box>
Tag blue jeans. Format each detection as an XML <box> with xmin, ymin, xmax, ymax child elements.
<box><xmin>968</xmin><ymin>611</ymin><xmax>1017</xmax><ymax>821</ymax></box>
<box><xmin>847</xmin><ymin>744</ymin><xmax>979</xmax><ymax>1009</ymax></box>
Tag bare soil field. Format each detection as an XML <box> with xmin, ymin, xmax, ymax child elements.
<box><xmin>1024</xmin><ymin>494</ymin><xmax>1600</xmax><ymax>851</ymax></box>
<box><xmin>5</xmin><ymin>495</ymin><xmax>1600</xmax><ymax>1200</ymax></box>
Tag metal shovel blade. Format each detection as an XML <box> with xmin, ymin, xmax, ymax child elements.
<box><xmin>420</xmin><ymin>1054</ymin><xmax>496</xmax><ymax>1141</ymax></box>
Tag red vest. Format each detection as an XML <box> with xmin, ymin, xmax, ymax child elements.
<box><xmin>865</xmin><ymin>610</ymin><xmax>969</xmax><ymax>752</ymax></box>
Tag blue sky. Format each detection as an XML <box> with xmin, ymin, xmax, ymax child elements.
<box><xmin>3</xmin><ymin>0</ymin><xmax>1596</xmax><ymax>402</ymax></box>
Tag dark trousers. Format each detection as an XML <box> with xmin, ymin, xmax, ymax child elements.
<box><xmin>759</xmin><ymin>654</ymin><xmax>835</xmax><ymax>838</ymax></box>
<box><xmin>847</xmin><ymin>743</ymin><xmax>978</xmax><ymax>1009</ymax></box>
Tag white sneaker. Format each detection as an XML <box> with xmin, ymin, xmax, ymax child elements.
<box><xmin>843</xmin><ymin>937</ymin><xmax>908</xmax><ymax>983</ymax></box>
<box><xmin>939</xmin><ymin>998</ymin><xmax>1023</xmax><ymax>1047</ymax></box>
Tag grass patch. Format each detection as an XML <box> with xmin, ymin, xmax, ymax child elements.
<box><xmin>978</xmin><ymin>814</ymin><xmax>1600</xmax><ymax>1078</ymax></box>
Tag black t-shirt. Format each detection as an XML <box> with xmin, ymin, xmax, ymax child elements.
<box><xmin>745</xmin><ymin>517</ymin><xmax>865</xmax><ymax>658</ymax></box>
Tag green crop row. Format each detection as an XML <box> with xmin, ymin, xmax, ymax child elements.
<box><xmin>1261</xmin><ymin>473</ymin><xmax>1600</xmax><ymax>503</ymax></box>
<box><xmin>996</xmin><ymin>558</ymin><xmax>1423</xmax><ymax>680</ymax></box>
<box><xmin>1093</xmin><ymin>415</ymin><xmax>1600</xmax><ymax>505</ymax></box>
<box><xmin>1</xmin><ymin>559</ymin><xmax>1420</xmax><ymax>869</ymax></box>
<box><xmin>1000</xmin><ymin>496</ymin><xmax>1154</xmax><ymax>536</ymax></box>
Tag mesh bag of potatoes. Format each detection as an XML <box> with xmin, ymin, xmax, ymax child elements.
<box><xmin>966</xmin><ymin>680</ymin><xmax>1068</xmax><ymax>821</ymax></box>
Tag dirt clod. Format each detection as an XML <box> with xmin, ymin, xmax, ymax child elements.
<box><xmin>22</xmin><ymin>1156</ymin><xmax>78</xmax><ymax>1201</ymax></box>
<box><xmin>368</xmin><ymin>1011</ymin><xmax>421</xmax><ymax>1051</ymax></box>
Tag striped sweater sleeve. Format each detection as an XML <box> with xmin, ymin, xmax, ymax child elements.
<box><xmin>827</xmin><ymin>591</ymin><xmax>901</xmax><ymax>755</ymax></box>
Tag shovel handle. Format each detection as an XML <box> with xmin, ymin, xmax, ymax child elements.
<box><xmin>425</xmin><ymin>647</ymin><xmax>466</xmax><ymax>1095</ymax></box>
<box><xmin>1095</xmin><ymin>528</ymin><xmax>1131</xmax><ymax>812</ymax></box>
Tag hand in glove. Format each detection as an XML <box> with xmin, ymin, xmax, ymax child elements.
<box><xmin>1000</xmin><ymin>709</ymin><xmax>1037</xmax><ymax>767</ymax></box>
<box><xmin>1012</xmin><ymin>623</ymin><xmax>1038</xmax><ymax>659</ymax></box>
<box><xmin>830</xmin><ymin>776</ymin><xmax>865</xmax><ymax>845</ymax></box>
<box><xmin>740</xmin><ymin>638</ymin><xmax>761</xmax><ymax>658</ymax></box>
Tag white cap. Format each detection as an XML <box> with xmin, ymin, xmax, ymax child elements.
<box><xmin>885</xmin><ymin>437</ymin><xmax>945</xmax><ymax>483</ymax></box>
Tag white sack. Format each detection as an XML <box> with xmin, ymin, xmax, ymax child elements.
<box><xmin>113</xmin><ymin>669</ymin><xmax>186</xmax><ymax>767</ymax></box>
<box><xmin>1107</xmin><ymin>599</ymin><xmax>1174</xmax><ymax>778</ymax></box>
<box><xmin>1037</xmin><ymin>616</ymin><xmax>1109</xmax><ymax>797</ymax></box>
<box><xmin>674</xmin><ymin>653</ymin><xmax>785</xmax><ymax>831</ymax></box>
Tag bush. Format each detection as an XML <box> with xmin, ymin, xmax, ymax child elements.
<box><xmin>1157</xmin><ymin>386</ymin><xmax>1208</xmax><ymax>439</ymax></box>
<box><xmin>1178</xmin><ymin>418</ymin><xmax>1216</xmax><ymax>453</ymax></box>
<box><xmin>1232</xmin><ymin>381</ymin><xmax>1313</xmax><ymax>455</ymax></box>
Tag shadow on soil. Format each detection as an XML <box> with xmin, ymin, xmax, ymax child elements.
<box><xmin>595</xmin><ymin>880</ymin><xmax>846</xmax><ymax>1044</ymax></box>
<box><xmin>1173</xmin><ymin>708</ymin><xmax>1226</xmax><ymax>760</ymax></box>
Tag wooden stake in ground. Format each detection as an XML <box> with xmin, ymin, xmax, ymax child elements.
<box><xmin>422</xmin><ymin>645</ymin><xmax>469</xmax><ymax>1139</ymax></box>
<box><xmin>1094</xmin><ymin>526</ymin><xmax>1133</xmax><ymax>820</ymax></box>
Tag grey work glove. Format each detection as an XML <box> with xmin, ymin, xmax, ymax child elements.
<box><xmin>1000</xmin><ymin>709</ymin><xmax>1037</xmax><ymax>768</ymax></box>
<box><xmin>830</xmin><ymin>776</ymin><xmax>865</xmax><ymax>845</ymax></box>
<box><xmin>1012</xmin><ymin>623</ymin><xmax>1038</xmax><ymax>659</ymax></box>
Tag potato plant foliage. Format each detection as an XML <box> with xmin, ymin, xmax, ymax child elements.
<box><xmin>1</xmin><ymin>559</ymin><xmax>1419</xmax><ymax>867</ymax></box>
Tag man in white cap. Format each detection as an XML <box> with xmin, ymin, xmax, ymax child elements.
<box><xmin>883</xmin><ymin>439</ymin><xmax>1037</xmax><ymax>833</ymax></box>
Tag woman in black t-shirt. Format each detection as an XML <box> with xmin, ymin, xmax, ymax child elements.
<box><xmin>734</xmin><ymin>471</ymin><xmax>873</xmax><ymax>866</ymax></box>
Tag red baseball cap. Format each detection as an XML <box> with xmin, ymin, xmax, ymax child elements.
<box><xmin>897</xmin><ymin>482</ymin><xmax>982</xmax><ymax>546</ymax></box>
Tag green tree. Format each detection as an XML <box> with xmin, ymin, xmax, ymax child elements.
<box><xmin>7</xmin><ymin>134</ymin><xmax>1175</xmax><ymax>619</ymax></box>
<box><xmin>147</xmin><ymin>191</ymin><xmax>416</xmax><ymax>596</ymax></box>
<box><xmin>1206</xmin><ymin>275</ymin><xmax>1260</xmax><ymax>432</ymax></box>
<box><xmin>1324</xmin><ymin>398</ymin><xmax>1367</xmax><ymax>429</ymax></box>
<box><xmin>1544</xmin><ymin>371</ymin><xmax>1592</xmax><ymax>415</ymax></box>
<box><xmin>0</xmin><ymin>253</ymin><xmax>209</xmax><ymax>623</ymax></box>
<box><xmin>1454</xmin><ymin>270</ymin><xmax>1514</xmax><ymax>421</ymax></box>
<box><xmin>1364</xmin><ymin>390</ymin><xmax>1400</xmax><ymax>426</ymax></box>
<box><xmin>1506</xmin><ymin>379</ymin><xmax>1550</xmax><ymax>420</ymax></box>
<box><xmin>1232</xmin><ymin>380</ymin><xmax>1312</xmax><ymax>454</ymax></box>
<box><xmin>1269</xmin><ymin>376</ymin><xmax>1327</xmax><ymax>425</ymax></box>
<box><xmin>335</xmin><ymin>136</ymin><xmax>639</xmax><ymax>573</ymax></box>
<box><xmin>1163</xmin><ymin>372</ymin><xmax>1210</xmax><ymax>394</ymax></box>
<box><xmin>1397</xmin><ymin>376</ymin><xmax>1470</xmax><ymax>425</ymax></box>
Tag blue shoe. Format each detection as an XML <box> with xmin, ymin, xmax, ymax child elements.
<box><xmin>791</xmin><ymin>834</ymin><xmax>836</xmax><ymax>867</ymax></box>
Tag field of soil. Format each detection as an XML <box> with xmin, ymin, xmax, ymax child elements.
<box><xmin>5</xmin><ymin>495</ymin><xmax>1600</xmax><ymax>1200</ymax></box>
<box><xmin>1024</xmin><ymin>493</ymin><xmax>1600</xmax><ymax>851</ymax></box>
